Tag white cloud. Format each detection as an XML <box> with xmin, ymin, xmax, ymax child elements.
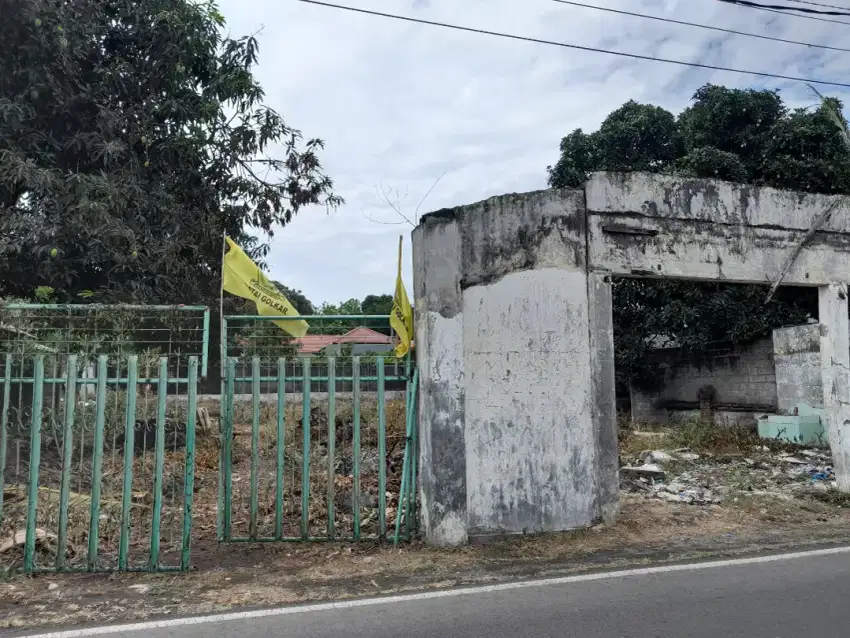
<box><xmin>216</xmin><ymin>0</ymin><xmax>850</xmax><ymax>305</ymax></box>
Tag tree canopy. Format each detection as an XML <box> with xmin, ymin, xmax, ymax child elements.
<box><xmin>548</xmin><ymin>85</ymin><xmax>845</xmax><ymax>389</ymax></box>
<box><xmin>0</xmin><ymin>0</ymin><xmax>341</xmax><ymax>304</ymax></box>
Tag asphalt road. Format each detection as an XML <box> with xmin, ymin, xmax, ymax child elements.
<box><xmin>21</xmin><ymin>548</ymin><xmax>850</xmax><ymax>638</ymax></box>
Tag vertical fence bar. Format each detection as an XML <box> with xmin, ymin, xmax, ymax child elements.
<box><xmin>0</xmin><ymin>354</ymin><xmax>11</xmax><ymax>528</ymax></box>
<box><xmin>352</xmin><ymin>356</ymin><xmax>361</xmax><ymax>541</ymax></box>
<box><xmin>222</xmin><ymin>358</ymin><xmax>235</xmax><ymax>541</ymax></box>
<box><xmin>377</xmin><ymin>358</ymin><xmax>387</xmax><ymax>540</ymax></box>
<box><xmin>118</xmin><ymin>356</ymin><xmax>138</xmax><ymax>571</ymax></box>
<box><xmin>149</xmin><ymin>357</ymin><xmax>168</xmax><ymax>571</ymax></box>
<box><xmin>201</xmin><ymin>308</ymin><xmax>210</xmax><ymax>379</ymax></box>
<box><xmin>326</xmin><ymin>357</ymin><xmax>336</xmax><ymax>540</ymax></box>
<box><xmin>275</xmin><ymin>358</ymin><xmax>286</xmax><ymax>540</ymax></box>
<box><xmin>181</xmin><ymin>357</ymin><xmax>198</xmax><ymax>571</ymax></box>
<box><xmin>393</xmin><ymin>383</ymin><xmax>412</xmax><ymax>546</ymax></box>
<box><xmin>86</xmin><ymin>355</ymin><xmax>108</xmax><ymax>572</ymax></box>
<box><xmin>300</xmin><ymin>357</ymin><xmax>311</xmax><ymax>540</ymax></box>
<box><xmin>249</xmin><ymin>357</ymin><xmax>261</xmax><ymax>540</ymax></box>
<box><xmin>408</xmin><ymin>368</ymin><xmax>419</xmax><ymax>535</ymax></box>
<box><xmin>56</xmin><ymin>355</ymin><xmax>78</xmax><ymax>570</ymax></box>
<box><xmin>24</xmin><ymin>356</ymin><xmax>45</xmax><ymax>573</ymax></box>
<box><xmin>216</xmin><ymin>319</ymin><xmax>228</xmax><ymax>541</ymax></box>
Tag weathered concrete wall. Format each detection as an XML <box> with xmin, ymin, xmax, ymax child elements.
<box><xmin>773</xmin><ymin>324</ymin><xmax>823</xmax><ymax>412</ymax></box>
<box><xmin>412</xmin><ymin>214</ymin><xmax>466</xmax><ymax>546</ymax></box>
<box><xmin>415</xmin><ymin>170</ymin><xmax>850</xmax><ymax>545</ymax></box>
<box><xmin>630</xmin><ymin>339</ymin><xmax>777</xmax><ymax>426</ymax></box>
<box><xmin>413</xmin><ymin>189</ymin><xmax>607</xmax><ymax>542</ymax></box>
<box><xmin>586</xmin><ymin>172</ymin><xmax>850</xmax><ymax>285</ymax></box>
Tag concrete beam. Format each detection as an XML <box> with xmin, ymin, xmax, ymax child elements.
<box><xmin>586</xmin><ymin>172</ymin><xmax>850</xmax><ymax>285</ymax></box>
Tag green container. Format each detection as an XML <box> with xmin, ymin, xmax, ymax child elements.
<box><xmin>759</xmin><ymin>414</ymin><xmax>826</xmax><ymax>446</ymax></box>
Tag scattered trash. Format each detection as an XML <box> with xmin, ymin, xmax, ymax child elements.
<box><xmin>47</xmin><ymin>583</ymin><xmax>58</xmax><ymax>591</ymax></box>
<box><xmin>649</xmin><ymin>451</ymin><xmax>673</xmax><ymax>463</ymax></box>
<box><xmin>621</xmin><ymin>464</ymin><xmax>666</xmax><ymax>481</ymax></box>
<box><xmin>128</xmin><ymin>584</ymin><xmax>151</xmax><ymax>594</ymax></box>
<box><xmin>0</xmin><ymin>529</ymin><xmax>59</xmax><ymax>555</ymax></box>
<box><xmin>620</xmin><ymin>439</ymin><xmax>837</xmax><ymax>507</ymax></box>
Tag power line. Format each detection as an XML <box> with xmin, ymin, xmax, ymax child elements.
<box><xmin>717</xmin><ymin>0</ymin><xmax>850</xmax><ymax>15</ymax></box>
<box><xmin>552</xmin><ymin>0</ymin><xmax>850</xmax><ymax>53</ymax></box>
<box><xmin>784</xmin><ymin>0</ymin><xmax>850</xmax><ymax>10</ymax></box>
<box><xmin>295</xmin><ymin>0</ymin><xmax>850</xmax><ymax>88</ymax></box>
<box><xmin>714</xmin><ymin>0</ymin><xmax>850</xmax><ymax>24</ymax></box>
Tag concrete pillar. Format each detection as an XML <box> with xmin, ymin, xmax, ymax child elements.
<box><xmin>587</xmin><ymin>274</ymin><xmax>619</xmax><ymax>524</ymax></box>
<box><xmin>819</xmin><ymin>283</ymin><xmax>850</xmax><ymax>490</ymax></box>
<box><xmin>412</xmin><ymin>215</ymin><xmax>468</xmax><ymax>546</ymax></box>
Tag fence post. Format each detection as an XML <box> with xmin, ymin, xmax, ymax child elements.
<box><xmin>275</xmin><ymin>358</ymin><xmax>286</xmax><ymax>540</ymax></box>
<box><xmin>0</xmin><ymin>354</ymin><xmax>11</xmax><ymax>530</ymax></box>
<box><xmin>24</xmin><ymin>356</ymin><xmax>45</xmax><ymax>573</ymax></box>
<box><xmin>408</xmin><ymin>368</ymin><xmax>419</xmax><ymax>535</ymax></box>
<box><xmin>86</xmin><ymin>355</ymin><xmax>108</xmax><ymax>572</ymax></box>
<box><xmin>249</xmin><ymin>357</ymin><xmax>261</xmax><ymax>540</ymax></box>
<box><xmin>149</xmin><ymin>357</ymin><xmax>168</xmax><ymax>571</ymax></box>
<box><xmin>181</xmin><ymin>357</ymin><xmax>198</xmax><ymax>571</ymax></box>
<box><xmin>56</xmin><ymin>355</ymin><xmax>78</xmax><ymax>570</ymax></box>
<box><xmin>118</xmin><ymin>356</ymin><xmax>138</xmax><ymax>571</ymax></box>
<box><xmin>222</xmin><ymin>358</ymin><xmax>235</xmax><ymax>541</ymax></box>
<box><xmin>301</xmin><ymin>357</ymin><xmax>311</xmax><ymax>541</ymax></box>
<box><xmin>352</xmin><ymin>356</ymin><xmax>361</xmax><ymax>541</ymax></box>
<box><xmin>377</xmin><ymin>357</ymin><xmax>386</xmax><ymax>540</ymax></box>
<box><xmin>327</xmin><ymin>357</ymin><xmax>336</xmax><ymax>541</ymax></box>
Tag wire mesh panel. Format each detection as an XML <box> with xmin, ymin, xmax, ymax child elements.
<box><xmin>220</xmin><ymin>315</ymin><xmax>416</xmax><ymax>542</ymax></box>
<box><xmin>0</xmin><ymin>303</ymin><xmax>210</xmax><ymax>382</ymax></box>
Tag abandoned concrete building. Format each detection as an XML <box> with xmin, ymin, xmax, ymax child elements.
<box><xmin>412</xmin><ymin>171</ymin><xmax>850</xmax><ymax>547</ymax></box>
<box><xmin>629</xmin><ymin>322</ymin><xmax>824</xmax><ymax>427</ymax></box>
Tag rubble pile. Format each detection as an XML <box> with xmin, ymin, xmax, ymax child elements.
<box><xmin>620</xmin><ymin>445</ymin><xmax>836</xmax><ymax>505</ymax></box>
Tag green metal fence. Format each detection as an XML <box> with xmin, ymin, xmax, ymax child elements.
<box><xmin>0</xmin><ymin>306</ymin><xmax>419</xmax><ymax>573</ymax></box>
<box><xmin>0</xmin><ymin>353</ymin><xmax>199</xmax><ymax>573</ymax></box>
<box><xmin>0</xmin><ymin>303</ymin><xmax>209</xmax><ymax>573</ymax></box>
<box><xmin>219</xmin><ymin>315</ymin><xmax>418</xmax><ymax>544</ymax></box>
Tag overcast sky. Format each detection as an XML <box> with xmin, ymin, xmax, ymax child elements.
<box><xmin>215</xmin><ymin>0</ymin><xmax>850</xmax><ymax>306</ymax></box>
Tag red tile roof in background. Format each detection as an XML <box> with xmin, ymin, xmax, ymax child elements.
<box><xmin>294</xmin><ymin>326</ymin><xmax>393</xmax><ymax>354</ymax></box>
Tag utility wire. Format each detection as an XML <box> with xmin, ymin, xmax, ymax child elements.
<box><xmin>714</xmin><ymin>0</ymin><xmax>850</xmax><ymax>24</ymax></box>
<box><xmin>552</xmin><ymin>0</ymin><xmax>850</xmax><ymax>53</ymax></box>
<box><xmin>296</xmin><ymin>0</ymin><xmax>850</xmax><ymax>88</ymax></box>
<box><xmin>717</xmin><ymin>0</ymin><xmax>850</xmax><ymax>14</ymax></box>
<box><xmin>784</xmin><ymin>0</ymin><xmax>850</xmax><ymax>11</ymax></box>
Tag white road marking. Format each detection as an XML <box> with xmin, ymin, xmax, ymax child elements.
<box><xmin>23</xmin><ymin>544</ymin><xmax>850</xmax><ymax>637</ymax></box>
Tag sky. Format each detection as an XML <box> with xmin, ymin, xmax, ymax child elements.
<box><xmin>215</xmin><ymin>0</ymin><xmax>850</xmax><ymax>306</ymax></box>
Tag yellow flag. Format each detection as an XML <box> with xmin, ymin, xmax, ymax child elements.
<box><xmin>222</xmin><ymin>237</ymin><xmax>309</xmax><ymax>338</ymax></box>
<box><xmin>390</xmin><ymin>236</ymin><xmax>413</xmax><ymax>358</ymax></box>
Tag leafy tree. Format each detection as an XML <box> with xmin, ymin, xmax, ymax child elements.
<box><xmin>270</xmin><ymin>281</ymin><xmax>314</xmax><ymax>316</ymax></box>
<box><xmin>0</xmin><ymin>0</ymin><xmax>341</xmax><ymax>304</ymax></box>
<box><xmin>547</xmin><ymin>84</ymin><xmax>841</xmax><ymax>388</ymax></box>
<box><xmin>362</xmin><ymin>294</ymin><xmax>393</xmax><ymax>315</ymax></box>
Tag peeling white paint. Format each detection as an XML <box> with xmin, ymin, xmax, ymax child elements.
<box><xmin>463</xmin><ymin>268</ymin><xmax>596</xmax><ymax>534</ymax></box>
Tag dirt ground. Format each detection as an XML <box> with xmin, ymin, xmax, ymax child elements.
<box><xmin>2</xmin><ymin>423</ymin><xmax>850</xmax><ymax>632</ymax></box>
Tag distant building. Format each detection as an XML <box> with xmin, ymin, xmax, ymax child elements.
<box><xmin>293</xmin><ymin>326</ymin><xmax>394</xmax><ymax>356</ymax></box>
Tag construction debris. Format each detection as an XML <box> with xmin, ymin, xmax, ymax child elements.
<box><xmin>620</xmin><ymin>442</ymin><xmax>838</xmax><ymax>506</ymax></box>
